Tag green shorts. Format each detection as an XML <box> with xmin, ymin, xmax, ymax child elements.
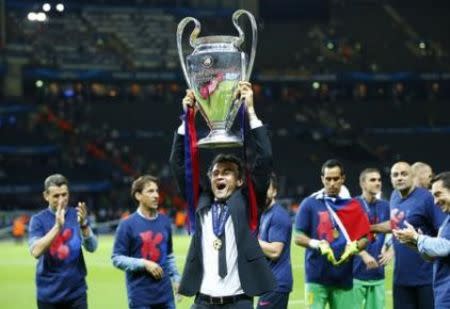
<box><xmin>353</xmin><ymin>279</ymin><xmax>385</xmax><ymax>309</ymax></box>
<box><xmin>305</xmin><ymin>283</ymin><xmax>356</xmax><ymax>309</ymax></box>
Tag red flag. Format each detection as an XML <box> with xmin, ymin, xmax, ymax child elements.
<box><xmin>335</xmin><ymin>198</ymin><xmax>373</xmax><ymax>241</ymax></box>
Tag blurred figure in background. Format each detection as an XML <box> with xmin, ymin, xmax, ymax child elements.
<box><xmin>412</xmin><ymin>162</ymin><xmax>433</xmax><ymax>189</ymax></box>
<box><xmin>12</xmin><ymin>214</ymin><xmax>27</xmax><ymax>243</ymax></box>
<box><xmin>28</xmin><ymin>174</ymin><xmax>98</xmax><ymax>309</ymax></box>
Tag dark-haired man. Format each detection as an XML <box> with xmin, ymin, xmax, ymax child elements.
<box><xmin>294</xmin><ymin>159</ymin><xmax>370</xmax><ymax>309</ymax></box>
<box><xmin>394</xmin><ymin>171</ymin><xmax>450</xmax><ymax>308</ymax></box>
<box><xmin>257</xmin><ymin>173</ymin><xmax>293</xmax><ymax>309</ymax></box>
<box><xmin>28</xmin><ymin>174</ymin><xmax>98</xmax><ymax>309</ymax></box>
<box><xmin>170</xmin><ymin>82</ymin><xmax>276</xmax><ymax>308</ymax></box>
<box><xmin>112</xmin><ymin>175</ymin><xmax>180</xmax><ymax>309</ymax></box>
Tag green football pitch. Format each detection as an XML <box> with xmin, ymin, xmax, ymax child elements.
<box><xmin>0</xmin><ymin>235</ymin><xmax>394</xmax><ymax>308</ymax></box>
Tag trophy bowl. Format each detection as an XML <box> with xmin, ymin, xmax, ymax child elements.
<box><xmin>177</xmin><ymin>10</ymin><xmax>257</xmax><ymax>148</ymax></box>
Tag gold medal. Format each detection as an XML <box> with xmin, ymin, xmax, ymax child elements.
<box><xmin>213</xmin><ymin>238</ymin><xmax>222</xmax><ymax>250</ymax></box>
<box><xmin>333</xmin><ymin>229</ymin><xmax>340</xmax><ymax>239</ymax></box>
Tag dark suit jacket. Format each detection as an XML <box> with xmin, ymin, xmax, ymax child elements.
<box><xmin>169</xmin><ymin>126</ymin><xmax>277</xmax><ymax>297</ymax></box>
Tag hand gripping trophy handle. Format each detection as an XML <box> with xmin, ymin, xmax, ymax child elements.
<box><xmin>176</xmin><ymin>17</ymin><xmax>201</xmax><ymax>88</ymax></box>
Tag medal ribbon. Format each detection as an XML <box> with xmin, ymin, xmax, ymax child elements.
<box><xmin>359</xmin><ymin>196</ymin><xmax>378</xmax><ymax>224</ymax></box>
<box><xmin>184</xmin><ymin>108</ymin><xmax>200</xmax><ymax>234</ymax></box>
<box><xmin>212</xmin><ymin>203</ymin><xmax>230</xmax><ymax>238</ymax></box>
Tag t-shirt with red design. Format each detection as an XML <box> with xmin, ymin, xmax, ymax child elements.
<box><xmin>28</xmin><ymin>207</ymin><xmax>86</xmax><ymax>303</ymax></box>
<box><xmin>295</xmin><ymin>196</ymin><xmax>363</xmax><ymax>289</ymax></box>
<box><xmin>112</xmin><ymin>212</ymin><xmax>173</xmax><ymax>307</ymax></box>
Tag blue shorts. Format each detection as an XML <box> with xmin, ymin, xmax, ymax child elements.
<box><xmin>256</xmin><ymin>291</ymin><xmax>290</xmax><ymax>309</ymax></box>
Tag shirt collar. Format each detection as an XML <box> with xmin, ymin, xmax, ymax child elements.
<box><xmin>137</xmin><ymin>208</ymin><xmax>158</xmax><ymax>220</ymax></box>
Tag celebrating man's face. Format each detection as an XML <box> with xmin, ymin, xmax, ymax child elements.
<box><xmin>210</xmin><ymin>162</ymin><xmax>243</xmax><ymax>201</ymax></box>
<box><xmin>431</xmin><ymin>180</ymin><xmax>450</xmax><ymax>213</ymax></box>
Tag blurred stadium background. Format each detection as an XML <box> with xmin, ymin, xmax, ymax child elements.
<box><xmin>0</xmin><ymin>0</ymin><xmax>448</xmax><ymax>307</ymax></box>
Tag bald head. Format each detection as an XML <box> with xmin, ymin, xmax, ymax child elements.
<box><xmin>391</xmin><ymin>161</ymin><xmax>414</xmax><ymax>193</ymax></box>
<box><xmin>412</xmin><ymin>162</ymin><xmax>433</xmax><ymax>189</ymax></box>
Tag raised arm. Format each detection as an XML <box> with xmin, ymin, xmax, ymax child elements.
<box><xmin>169</xmin><ymin>90</ymin><xmax>197</xmax><ymax>198</ymax></box>
<box><xmin>240</xmin><ymin>82</ymin><xmax>272</xmax><ymax>200</ymax></box>
<box><xmin>29</xmin><ymin>202</ymin><xmax>65</xmax><ymax>259</ymax></box>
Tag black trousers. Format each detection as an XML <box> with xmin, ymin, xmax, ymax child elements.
<box><xmin>393</xmin><ymin>284</ymin><xmax>434</xmax><ymax>309</ymax></box>
<box><xmin>37</xmin><ymin>293</ymin><xmax>87</xmax><ymax>309</ymax></box>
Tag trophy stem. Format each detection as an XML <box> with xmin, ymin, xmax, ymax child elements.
<box><xmin>197</xmin><ymin>129</ymin><xmax>243</xmax><ymax>149</ymax></box>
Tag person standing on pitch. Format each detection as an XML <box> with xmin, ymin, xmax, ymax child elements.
<box><xmin>112</xmin><ymin>175</ymin><xmax>180</xmax><ymax>309</ymax></box>
<box><xmin>170</xmin><ymin>82</ymin><xmax>276</xmax><ymax>308</ymax></box>
<box><xmin>372</xmin><ymin>162</ymin><xmax>445</xmax><ymax>309</ymax></box>
<box><xmin>353</xmin><ymin>168</ymin><xmax>390</xmax><ymax>309</ymax></box>
<box><xmin>257</xmin><ymin>173</ymin><xmax>293</xmax><ymax>309</ymax></box>
<box><xmin>28</xmin><ymin>174</ymin><xmax>98</xmax><ymax>309</ymax></box>
<box><xmin>394</xmin><ymin>171</ymin><xmax>450</xmax><ymax>308</ymax></box>
<box><xmin>295</xmin><ymin>159</ymin><xmax>371</xmax><ymax>309</ymax></box>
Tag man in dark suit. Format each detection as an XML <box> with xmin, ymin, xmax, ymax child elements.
<box><xmin>170</xmin><ymin>81</ymin><xmax>276</xmax><ymax>308</ymax></box>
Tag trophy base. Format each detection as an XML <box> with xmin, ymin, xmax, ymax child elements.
<box><xmin>197</xmin><ymin>130</ymin><xmax>243</xmax><ymax>148</ymax></box>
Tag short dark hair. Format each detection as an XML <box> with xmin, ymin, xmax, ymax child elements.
<box><xmin>431</xmin><ymin>172</ymin><xmax>450</xmax><ymax>190</ymax></box>
<box><xmin>359</xmin><ymin>168</ymin><xmax>381</xmax><ymax>183</ymax></box>
<box><xmin>208</xmin><ymin>154</ymin><xmax>244</xmax><ymax>180</ymax></box>
<box><xmin>131</xmin><ymin>175</ymin><xmax>159</xmax><ymax>203</ymax></box>
<box><xmin>269</xmin><ymin>172</ymin><xmax>278</xmax><ymax>190</ymax></box>
<box><xmin>44</xmin><ymin>174</ymin><xmax>68</xmax><ymax>192</ymax></box>
<box><xmin>321</xmin><ymin>159</ymin><xmax>345</xmax><ymax>176</ymax></box>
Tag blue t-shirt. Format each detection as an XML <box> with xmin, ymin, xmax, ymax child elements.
<box><xmin>28</xmin><ymin>207</ymin><xmax>87</xmax><ymax>303</ymax></box>
<box><xmin>434</xmin><ymin>215</ymin><xmax>450</xmax><ymax>308</ymax></box>
<box><xmin>391</xmin><ymin>187</ymin><xmax>445</xmax><ymax>286</ymax></box>
<box><xmin>259</xmin><ymin>203</ymin><xmax>293</xmax><ymax>293</ymax></box>
<box><xmin>295</xmin><ymin>197</ymin><xmax>355</xmax><ymax>289</ymax></box>
<box><xmin>112</xmin><ymin>212</ymin><xmax>174</xmax><ymax>307</ymax></box>
<box><xmin>353</xmin><ymin>197</ymin><xmax>390</xmax><ymax>281</ymax></box>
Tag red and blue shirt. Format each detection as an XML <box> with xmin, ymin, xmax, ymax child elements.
<box><xmin>353</xmin><ymin>197</ymin><xmax>390</xmax><ymax>281</ymax></box>
<box><xmin>295</xmin><ymin>196</ymin><xmax>360</xmax><ymax>289</ymax></box>
<box><xmin>112</xmin><ymin>212</ymin><xmax>174</xmax><ymax>307</ymax></box>
<box><xmin>391</xmin><ymin>187</ymin><xmax>445</xmax><ymax>286</ymax></box>
<box><xmin>28</xmin><ymin>207</ymin><xmax>97</xmax><ymax>303</ymax></box>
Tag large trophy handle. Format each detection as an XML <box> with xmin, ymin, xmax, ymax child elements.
<box><xmin>232</xmin><ymin>10</ymin><xmax>257</xmax><ymax>81</ymax></box>
<box><xmin>176</xmin><ymin>17</ymin><xmax>201</xmax><ymax>88</ymax></box>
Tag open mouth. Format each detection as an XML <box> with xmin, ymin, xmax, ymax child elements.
<box><xmin>216</xmin><ymin>183</ymin><xmax>226</xmax><ymax>191</ymax></box>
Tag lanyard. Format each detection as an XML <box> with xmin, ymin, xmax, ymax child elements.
<box><xmin>359</xmin><ymin>196</ymin><xmax>378</xmax><ymax>224</ymax></box>
<box><xmin>212</xmin><ymin>203</ymin><xmax>230</xmax><ymax>238</ymax></box>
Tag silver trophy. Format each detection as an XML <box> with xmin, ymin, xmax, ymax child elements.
<box><xmin>177</xmin><ymin>10</ymin><xmax>257</xmax><ymax>148</ymax></box>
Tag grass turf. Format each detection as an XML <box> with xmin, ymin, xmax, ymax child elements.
<box><xmin>0</xmin><ymin>235</ymin><xmax>393</xmax><ymax>308</ymax></box>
